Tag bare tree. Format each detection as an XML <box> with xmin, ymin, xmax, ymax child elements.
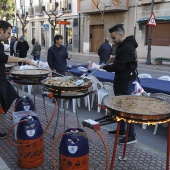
<box><xmin>16</xmin><ymin>12</ymin><xmax>29</xmax><ymax>36</ymax></box>
<box><xmin>92</xmin><ymin>0</ymin><xmax>114</xmax><ymax>25</ymax></box>
<box><xmin>42</xmin><ymin>2</ymin><xmax>66</xmax><ymax>36</ymax></box>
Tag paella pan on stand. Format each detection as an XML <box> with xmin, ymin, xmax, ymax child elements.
<box><xmin>41</xmin><ymin>76</ymin><xmax>93</xmax><ymax>91</ymax></box>
<box><xmin>105</xmin><ymin>95</ymin><xmax>170</xmax><ymax>121</ymax></box>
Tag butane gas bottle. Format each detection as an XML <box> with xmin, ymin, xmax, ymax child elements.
<box><xmin>17</xmin><ymin>115</ymin><xmax>44</xmax><ymax>169</ymax></box>
<box><xmin>59</xmin><ymin>128</ymin><xmax>89</xmax><ymax>170</ymax></box>
<box><xmin>15</xmin><ymin>96</ymin><xmax>34</xmax><ymax>112</ymax></box>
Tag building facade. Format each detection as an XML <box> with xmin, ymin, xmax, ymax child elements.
<box><xmin>15</xmin><ymin>0</ymin><xmax>78</xmax><ymax>52</ymax></box>
<box><xmin>15</xmin><ymin>0</ymin><xmax>170</xmax><ymax>60</ymax></box>
<box><xmin>77</xmin><ymin>0</ymin><xmax>170</xmax><ymax>61</ymax></box>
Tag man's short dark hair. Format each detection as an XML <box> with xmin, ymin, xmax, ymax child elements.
<box><xmin>109</xmin><ymin>24</ymin><xmax>125</xmax><ymax>34</ymax></box>
<box><xmin>0</xmin><ymin>20</ymin><xmax>12</xmax><ymax>32</ymax></box>
<box><xmin>54</xmin><ymin>34</ymin><xmax>63</xmax><ymax>44</ymax></box>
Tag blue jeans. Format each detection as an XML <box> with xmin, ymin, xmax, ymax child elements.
<box><xmin>34</xmin><ymin>55</ymin><xmax>40</xmax><ymax>61</ymax></box>
<box><xmin>120</xmin><ymin>81</ymin><xmax>136</xmax><ymax>136</ymax></box>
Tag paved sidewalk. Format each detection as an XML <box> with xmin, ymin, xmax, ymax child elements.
<box><xmin>0</xmin><ymin>90</ymin><xmax>168</xmax><ymax>170</ymax></box>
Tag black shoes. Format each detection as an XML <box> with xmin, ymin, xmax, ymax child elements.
<box><xmin>108</xmin><ymin>130</ymin><xmax>126</xmax><ymax>137</ymax></box>
<box><xmin>0</xmin><ymin>133</ymin><xmax>7</xmax><ymax>138</ymax></box>
<box><xmin>118</xmin><ymin>135</ymin><xmax>137</xmax><ymax>145</ymax></box>
<box><xmin>108</xmin><ymin>130</ymin><xmax>137</xmax><ymax>144</ymax></box>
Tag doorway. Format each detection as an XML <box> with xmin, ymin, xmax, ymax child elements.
<box><xmin>90</xmin><ymin>25</ymin><xmax>104</xmax><ymax>52</ymax></box>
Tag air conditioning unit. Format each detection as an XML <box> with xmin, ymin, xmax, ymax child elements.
<box><xmin>34</xmin><ymin>5</ymin><xmax>44</xmax><ymax>15</ymax></box>
<box><xmin>28</xmin><ymin>7</ymin><xmax>34</xmax><ymax>16</ymax></box>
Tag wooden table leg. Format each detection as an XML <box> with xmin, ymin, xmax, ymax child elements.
<box><xmin>166</xmin><ymin>122</ymin><xmax>170</xmax><ymax>170</ymax></box>
<box><xmin>110</xmin><ymin>121</ymin><xmax>121</xmax><ymax>170</ymax></box>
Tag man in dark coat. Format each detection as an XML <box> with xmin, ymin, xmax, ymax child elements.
<box><xmin>0</xmin><ymin>21</ymin><xmax>31</xmax><ymax>138</ymax></box>
<box><xmin>100</xmin><ymin>24</ymin><xmax>138</xmax><ymax>144</ymax></box>
<box><xmin>47</xmin><ymin>34</ymin><xmax>71</xmax><ymax>76</ymax></box>
<box><xmin>16</xmin><ymin>36</ymin><xmax>29</xmax><ymax>66</ymax></box>
<box><xmin>98</xmin><ymin>37</ymin><xmax>112</xmax><ymax>64</ymax></box>
<box><xmin>10</xmin><ymin>36</ymin><xmax>16</xmax><ymax>56</ymax></box>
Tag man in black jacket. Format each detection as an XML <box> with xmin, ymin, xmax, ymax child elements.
<box><xmin>16</xmin><ymin>36</ymin><xmax>29</xmax><ymax>66</ymax></box>
<box><xmin>47</xmin><ymin>35</ymin><xmax>71</xmax><ymax>76</ymax></box>
<box><xmin>0</xmin><ymin>21</ymin><xmax>31</xmax><ymax>138</ymax></box>
<box><xmin>98</xmin><ymin>37</ymin><xmax>112</xmax><ymax>64</ymax></box>
<box><xmin>100</xmin><ymin>24</ymin><xmax>138</xmax><ymax>144</ymax></box>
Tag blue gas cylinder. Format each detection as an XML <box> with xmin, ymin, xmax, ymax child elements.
<box><xmin>15</xmin><ymin>96</ymin><xmax>34</xmax><ymax>112</ymax></box>
<box><xmin>17</xmin><ymin>116</ymin><xmax>44</xmax><ymax>169</ymax></box>
<box><xmin>59</xmin><ymin>128</ymin><xmax>89</xmax><ymax>170</ymax></box>
<box><xmin>17</xmin><ymin>116</ymin><xmax>43</xmax><ymax>140</ymax></box>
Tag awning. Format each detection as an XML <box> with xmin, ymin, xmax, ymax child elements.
<box><xmin>137</xmin><ymin>16</ymin><xmax>170</xmax><ymax>29</ymax></box>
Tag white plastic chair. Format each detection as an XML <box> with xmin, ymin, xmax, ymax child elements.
<box><xmin>148</xmin><ymin>93</ymin><xmax>170</xmax><ymax>134</ymax></box>
<box><xmin>138</xmin><ymin>74</ymin><xmax>152</xmax><ymax>129</ymax></box>
<box><xmin>158</xmin><ymin>75</ymin><xmax>170</xmax><ymax>81</ymax></box>
<box><xmin>97</xmin><ymin>82</ymin><xmax>114</xmax><ymax>113</ymax></box>
<box><xmin>138</xmin><ymin>74</ymin><xmax>152</xmax><ymax>78</ymax></box>
<box><xmin>87</xmin><ymin>75</ymin><xmax>103</xmax><ymax>109</ymax></box>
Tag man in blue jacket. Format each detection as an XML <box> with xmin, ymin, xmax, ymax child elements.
<box><xmin>47</xmin><ymin>35</ymin><xmax>71</xmax><ymax>76</ymax></box>
<box><xmin>98</xmin><ymin>37</ymin><xmax>112</xmax><ymax>64</ymax></box>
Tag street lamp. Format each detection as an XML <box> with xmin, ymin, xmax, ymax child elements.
<box><xmin>146</xmin><ymin>0</ymin><xmax>155</xmax><ymax>65</ymax></box>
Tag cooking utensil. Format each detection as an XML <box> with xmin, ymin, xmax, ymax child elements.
<box><xmin>75</xmin><ymin>69</ymin><xmax>99</xmax><ymax>85</ymax></box>
<box><xmin>35</xmin><ymin>63</ymin><xmax>66</xmax><ymax>77</ymax></box>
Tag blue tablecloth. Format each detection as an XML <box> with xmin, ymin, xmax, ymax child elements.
<box><xmin>68</xmin><ymin>65</ymin><xmax>114</xmax><ymax>82</ymax></box>
<box><xmin>140</xmin><ymin>78</ymin><xmax>170</xmax><ymax>95</ymax></box>
<box><xmin>68</xmin><ymin>65</ymin><xmax>170</xmax><ymax>95</ymax></box>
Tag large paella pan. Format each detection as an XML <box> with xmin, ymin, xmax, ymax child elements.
<box><xmin>41</xmin><ymin>76</ymin><xmax>93</xmax><ymax>91</ymax></box>
<box><xmin>10</xmin><ymin>69</ymin><xmax>51</xmax><ymax>78</ymax></box>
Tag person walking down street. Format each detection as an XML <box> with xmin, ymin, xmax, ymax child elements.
<box><xmin>31</xmin><ymin>38</ymin><xmax>35</xmax><ymax>46</ymax></box>
<box><xmin>47</xmin><ymin>34</ymin><xmax>71</xmax><ymax>76</ymax></box>
<box><xmin>10</xmin><ymin>36</ymin><xmax>16</xmax><ymax>56</ymax></box>
<box><xmin>98</xmin><ymin>37</ymin><xmax>112</xmax><ymax>64</ymax></box>
<box><xmin>31</xmin><ymin>41</ymin><xmax>41</xmax><ymax>61</ymax></box>
<box><xmin>100</xmin><ymin>24</ymin><xmax>138</xmax><ymax>145</ymax></box>
<box><xmin>68</xmin><ymin>38</ymin><xmax>72</xmax><ymax>51</ymax></box>
<box><xmin>0</xmin><ymin>20</ymin><xmax>32</xmax><ymax>138</ymax></box>
<box><xmin>16</xmin><ymin>36</ymin><xmax>29</xmax><ymax>66</ymax></box>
